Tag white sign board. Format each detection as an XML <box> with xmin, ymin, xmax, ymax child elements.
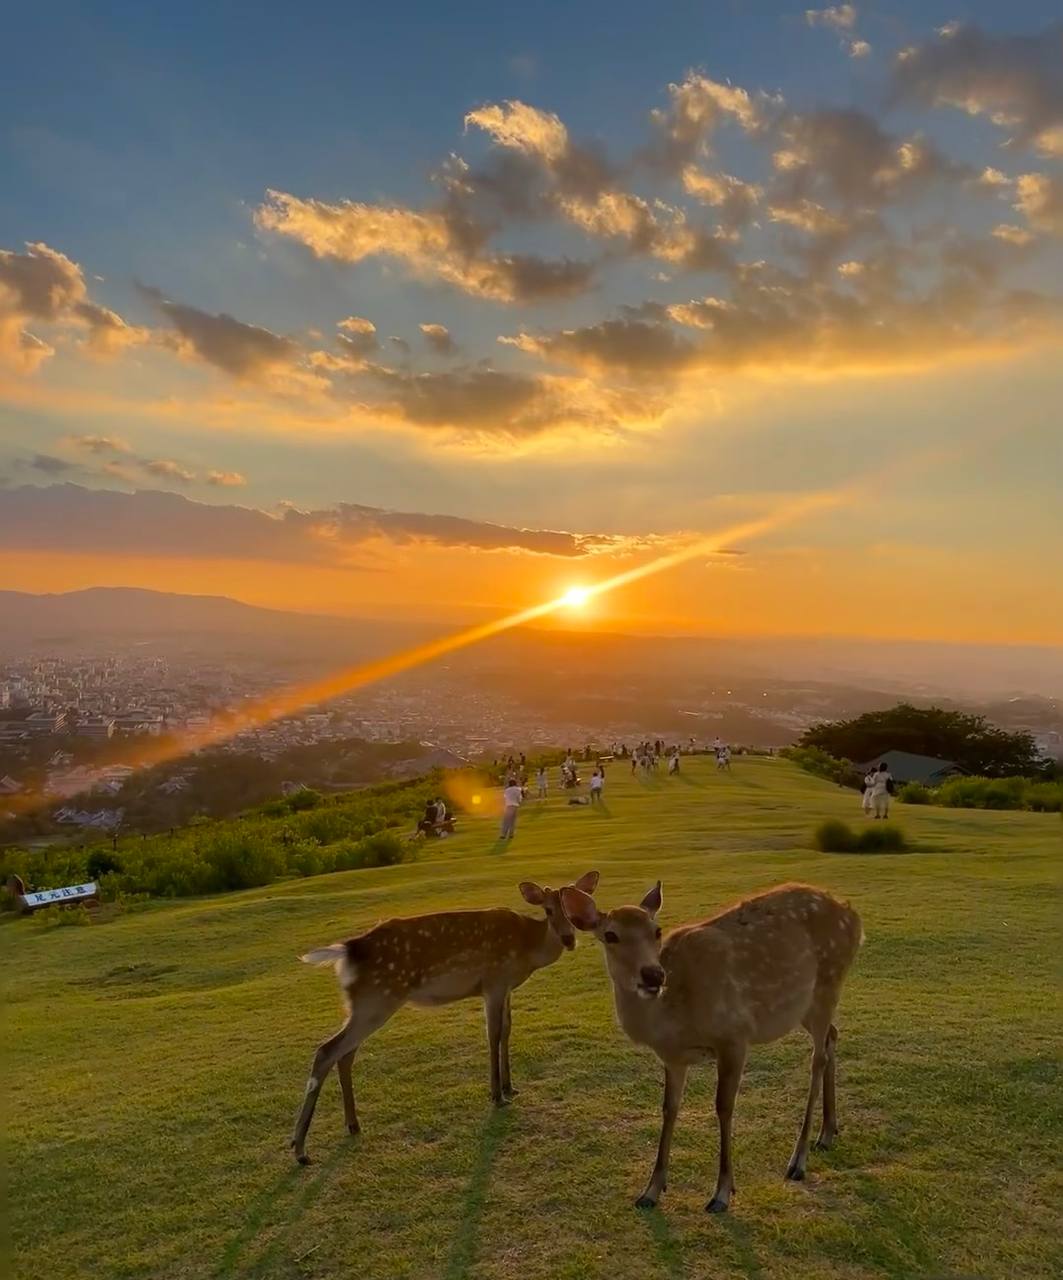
<box><xmin>21</xmin><ymin>882</ymin><xmax>98</xmax><ymax>908</ymax></box>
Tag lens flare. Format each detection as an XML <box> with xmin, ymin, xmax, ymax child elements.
<box><xmin>6</xmin><ymin>476</ymin><xmax>878</xmax><ymax>820</ymax></box>
<box><xmin>562</xmin><ymin>586</ymin><xmax>591</xmax><ymax>608</ymax></box>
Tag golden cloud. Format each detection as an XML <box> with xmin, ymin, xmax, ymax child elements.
<box><xmin>255</xmin><ymin>189</ymin><xmax>593</xmax><ymax>303</ymax></box>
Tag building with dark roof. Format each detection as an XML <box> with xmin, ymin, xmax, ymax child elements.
<box><xmin>859</xmin><ymin>750</ymin><xmax>966</xmax><ymax>786</ymax></box>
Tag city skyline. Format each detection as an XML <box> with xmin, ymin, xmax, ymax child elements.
<box><xmin>2</xmin><ymin>3</ymin><xmax>1061</xmax><ymax>642</ymax></box>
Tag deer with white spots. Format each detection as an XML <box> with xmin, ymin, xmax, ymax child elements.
<box><xmin>560</xmin><ymin>880</ymin><xmax>863</xmax><ymax>1212</ymax></box>
<box><xmin>290</xmin><ymin>870</ymin><xmax>599</xmax><ymax>1163</ymax></box>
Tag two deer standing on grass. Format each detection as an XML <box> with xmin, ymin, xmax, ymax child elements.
<box><xmin>294</xmin><ymin>872</ymin><xmax>862</xmax><ymax>1213</ymax></box>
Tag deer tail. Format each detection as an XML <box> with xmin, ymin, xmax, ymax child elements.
<box><xmin>300</xmin><ymin>944</ymin><xmax>347</xmax><ymax>967</ymax></box>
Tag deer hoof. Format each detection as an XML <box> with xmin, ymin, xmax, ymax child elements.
<box><xmin>705</xmin><ymin>1197</ymin><xmax>729</xmax><ymax>1214</ymax></box>
<box><xmin>296</xmin><ymin>1152</ymin><xmax>311</xmax><ymax>1166</ymax></box>
<box><xmin>812</xmin><ymin>1135</ymin><xmax>834</xmax><ymax>1152</ymax></box>
<box><xmin>634</xmin><ymin>1194</ymin><xmax>659</xmax><ymax>1210</ymax></box>
<box><xmin>347</xmin><ymin>1123</ymin><xmax>361</xmax><ymax>1136</ymax></box>
<box><xmin>502</xmin><ymin>1085</ymin><xmax>520</xmax><ymax>1098</ymax></box>
<box><xmin>785</xmin><ymin>1164</ymin><xmax>806</xmax><ymax>1182</ymax></box>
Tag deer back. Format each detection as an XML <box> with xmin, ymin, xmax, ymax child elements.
<box><xmin>653</xmin><ymin>884</ymin><xmax>862</xmax><ymax>1051</ymax></box>
<box><xmin>338</xmin><ymin>908</ymin><xmax>556</xmax><ymax>1007</ymax></box>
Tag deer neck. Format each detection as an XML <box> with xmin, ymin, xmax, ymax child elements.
<box><xmin>611</xmin><ymin>982</ymin><xmax>671</xmax><ymax>1050</ymax></box>
<box><xmin>528</xmin><ymin>917</ymin><xmax>564</xmax><ymax>970</ymax></box>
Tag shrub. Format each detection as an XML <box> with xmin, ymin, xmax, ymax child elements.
<box><xmin>813</xmin><ymin>818</ymin><xmax>909</xmax><ymax>853</ymax></box>
<box><xmin>31</xmin><ymin>903</ymin><xmax>92</xmax><ymax>928</ymax></box>
<box><xmin>813</xmin><ymin>819</ymin><xmax>857</xmax><ymax>852</ymax></box>
<box><xmin>358</xmin><ymin>831</ymin><xmax>408</xmax><ymax>867</ymax></box>
<box><xmin>930</xmin><ymin>775</ymin><xmax>1062</xmax><ymax>812</ymax></box>
<box><xmin>1026</xmin><ymin>782</ymin><xmax>1063</xmax><ymax>813</ymax></box>
<box><xmin>855</xmin><ymin>824</ymin><xmax>908</xmax><ymax>852</ymax></box>
<box><xmin>899</xmin><ymin>782</ymin><xmax>931</xmax><ymax>805</ymax></box>
<box><xmin>0</xmin><ymin>775</ymin><xmax>433</xmax><ymax>904</ymax></box>
<box><xmin>286</xmin><ymin>788</ymin><xmax>323</xmax><ymax>812</ymax></box>
<box><xmin>86</xmin><ymin>849</ymin><xmax>123</xmax><ymax>879</ymax></box>
<box><xmin>782</xmin><ymin>746</ymin><xmax>861</xmax><ymax>789</ymax></box>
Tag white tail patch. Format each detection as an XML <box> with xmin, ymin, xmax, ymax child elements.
<box><xmin>300</xmin><ymin>944</ymin><xmax>346</xmax><ymax>967</ymax></box>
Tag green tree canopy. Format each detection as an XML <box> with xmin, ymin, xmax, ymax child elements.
<box><xmin>798</xmin><ymin>704</ymin><xmax>1044</xmax><ymax>778</ymax></box>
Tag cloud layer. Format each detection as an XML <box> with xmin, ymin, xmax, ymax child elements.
<box><xmin>2</xmin><ymin>18</ymin><xmax>1062</xmax><ymax>453</ymax></box>
<box><xmin>0</xmin><ymin>484</ymin><xmax>660</xmax><ymax>564</ymax></box>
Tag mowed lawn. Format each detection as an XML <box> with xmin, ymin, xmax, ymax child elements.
<box><xmin>3</xmin><ymin>757</ymin><xmax>1060</xmax><ymax>1280</ymax></box>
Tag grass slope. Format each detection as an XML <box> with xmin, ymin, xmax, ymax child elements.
<box><xmin>3</xmin><ymin>757</ymin><xmax>1060</xmax><ymax>1280</ymax></box>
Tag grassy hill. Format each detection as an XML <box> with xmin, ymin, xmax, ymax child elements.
<box><xmin>3</xmin><ymin>756</ymin><xmax>1059</xmax><ymax>1280</ymax></box>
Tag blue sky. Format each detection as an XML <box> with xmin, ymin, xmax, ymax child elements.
<box><xmin>1</xmin><ymin>3</ymin><xmax>1061</xmax><ymax>638</ymax></box>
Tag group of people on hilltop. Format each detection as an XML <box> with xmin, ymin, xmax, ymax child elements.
<box><xmin>493</xmin><ymin>734</ymin><xmax>746</xmax><ymax>840</ymax></box>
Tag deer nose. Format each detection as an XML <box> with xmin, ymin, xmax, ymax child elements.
<box><xmin>640</xmin><ymin>965</ymin><xmax>665</xmax><ymax>989</ymax></box>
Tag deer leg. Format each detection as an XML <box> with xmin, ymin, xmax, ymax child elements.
<box><xmin>485</xmin><ymin>989</ymin><xmax>508</xmax><ymax>1106</ymax></box>
<box><xmin>636</xmin><ymin>1061</ymin><xmax>688</xmax><ymax>1209</ymax></box>
<box><xmin>786</xmin><ymin>1018</ymin><xmax>831</xmax><ymax>1181</ymax></box>
<box><xmin>337</xmin><ymin>1050</ymin><xmax>360</xmax><ymax>1135</ymax></box>
<box><xmin>814</xmin><ymin>1023</ymin><xmax>839</xmax><ymax>1150</ymax></box>
<box><xmin>291</xmin><ymin>992</ymin><xmax>400</xmax><ymax>1164</ymax></box>
<box><xmin>706</xmin><ymin>1042</ymin><xmax>747</xmax><ymax>1213</ymax></box>
<box><xmin>500</xmin><ymin>991</ymin><xmax>517</xmax><ymax>1098</ymax></box>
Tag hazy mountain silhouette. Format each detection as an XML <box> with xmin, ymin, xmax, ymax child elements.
<box><xmin>1</xmin><ymin>588</ymin><xmax>1059</xmax><ymax>697</ymax></box>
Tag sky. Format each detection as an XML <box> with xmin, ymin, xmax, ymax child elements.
<box><xmin>1</xmin><ymin>2</ymin><xmax>1061</xmax><ymax>643</ymax></box>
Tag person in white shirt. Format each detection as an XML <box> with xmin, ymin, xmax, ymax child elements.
<box><xmin>667</xmin><ymin>750</ymin><xmax>680</xmax><ymax>775</ymax></box>
<box><xmin>536</xmin><ymin>766</ymin><xmax>548</xmax><ymax>799</ymax></box>
<box><xmin>870</xmin><ymin>763</ymin><xmax>893</xmax><ymax>818</ymax></box>
<box><xmin>500</xmin><ymin>779</ymin><xmax>523</xmax><ymax>838</ymax></box>
<box><xmin>861</xmin><ymin>770</ymin><xmax>876</xmax><ymax>814</ymax></box>
<box><xmin>589</xmin><ymin>767</ymin><xmax>604</xmax><ymax>804</ymax></box>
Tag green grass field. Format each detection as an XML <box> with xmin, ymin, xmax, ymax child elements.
<box><xmin>4</xmin><ymin>756</ymin><xmax>1060</xmax><ymax>1280</ymax></box>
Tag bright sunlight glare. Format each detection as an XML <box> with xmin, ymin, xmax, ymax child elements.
<box><xmin>562</xmin><ymin>586</ymin><xmax>591</xmax><ymax>608</ymax></box>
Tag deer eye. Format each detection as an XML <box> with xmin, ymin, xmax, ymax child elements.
<box><xmin>604</xmin><ymin>930</ymin><xmax>619</xmax><ymax>944</ymax></box>
<box><xmin>655</xmin><ymin>927</ymin><xmax>662</xmax><ymax>940</ymax></box>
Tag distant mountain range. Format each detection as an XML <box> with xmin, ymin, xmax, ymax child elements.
<box><xmin>1</xmin><ymin>587</ymin><xmax>1059</xmax><ymax>698</ymax></box>
<box><xmin>0</xmin><ymin>587</ymin><xmax>333</xmax><ymax>635</ymax></box>
<box><xmin>0</xmin><ymin>588</ymin><xmax>430</xmax><ymax>663</ymax></box>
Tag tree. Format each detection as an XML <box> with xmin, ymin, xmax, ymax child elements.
<box><xmin>798</xmin><ymin>704</ymin><xmax>1045</xmax><ymax>778</ymax></box>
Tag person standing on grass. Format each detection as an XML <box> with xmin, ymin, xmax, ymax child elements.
<box><xmin>536</xmin><ymin>765</ymin><xmax>548</xmax><ymax>800</ymax></box>
<box><xmin>870</xmin><ymin>762</ymin><xmax>893</xmax><ymax>819</ymax></box>
<box><xmin>500</xmin><ymin>777</ymin><xmax>523</xmax><ymax>839</ymax></box>
<box><xmin>589</xmin><ymin>767</ymin><xmax>604</xmax><ymax>805</ymax></box>
<box><xmin>668</xmin><ymin>749</ymin><xmax>680</xmax><ymax>775</ymax></box>
<box><xmin>862</xmin><ymin>768</ymin><xmax>876</xmax><ymax>815</ymax></box>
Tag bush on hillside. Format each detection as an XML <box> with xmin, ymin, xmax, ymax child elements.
<box><xmin>899</xmin><ymin>782</ymin><xmax>931</xmax><ymax>804</ymax></box>
<box><xmin>813</xmin><ymin>818</ymin><xmax>909</xmax><ymax>853</ymax></box>
<box><xmin>813</xmin><ymin>819</ymin><xmax>856</xmax><ymax>851</ymax></box>
<box><xmin>781</xmin><ymin>746</ymin><xmax>860</xmax><ymax>788</ymax></box>
<box><xmin>286</xmin><ymin>787</ymin><xmax>323</xmax><ymax>812</ymax></box>
<box><xmin>0</xmin><ymin>776</ymin><xmax>432</xmax><ymax>906</ymax></box>
<box><xmin>924</xmin><ymin>775</ymin><xmax>1062</xmax><ymax>812</ymax></box>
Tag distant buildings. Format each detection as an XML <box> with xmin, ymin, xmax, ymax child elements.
<box><xmin>75</xmin><ymin>714</ymin><xmax>116</xmax><ymax>740</ymax></box>
<box><xmin>25</xmin><ymin>709</ymin><xmax>67</xmax><ymax>735</ymax></box>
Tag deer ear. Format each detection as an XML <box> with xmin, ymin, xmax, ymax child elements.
<box><xmin>519</xmin><ymin>881</ymin><xmax>545</xmax><ymax>905</ymax></box>
<box><xmin>573</xmin><ymin>869</ymin><xmax>600</xmax><ymax>894</ymax></box>
<box><xmin>560</xmin><ymin>886</ymin><xmax>599</xmax><ymax>931</ymax></box>
<box><xmin>640</xmin><ymin>880</ymin><xmax>663</xmax><ymax>918</ymax></box>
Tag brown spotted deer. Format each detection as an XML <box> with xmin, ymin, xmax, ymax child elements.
<box><xmin>291</xmin><ymin>870</ymin><xmax>599</xmax><ymax>1163</ymax></box>
<box><xmin>561</xmin><ymin>879</ymin><xmax>862</xmax><ymax>1212</ymax></box>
